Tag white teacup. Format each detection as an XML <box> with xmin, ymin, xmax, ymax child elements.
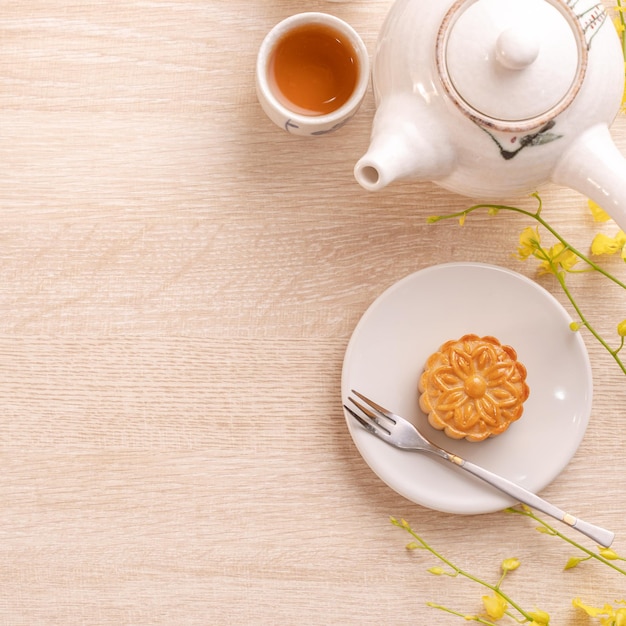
<box><xmin>256</xmin><ymin>12</ymin><xmax>370</xmax><ymax>137</ymax></box>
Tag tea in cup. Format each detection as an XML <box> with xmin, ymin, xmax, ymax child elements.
<box><xmin>256</xmin><ymin>13</ymin><xmax>370</xmax><ymax>136</ymax></box>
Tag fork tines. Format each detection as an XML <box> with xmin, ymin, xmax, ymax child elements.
<box><xmin>344</xmin><ymin>390</ymin><xmax>395</xmax><ymax>436</ymax></box>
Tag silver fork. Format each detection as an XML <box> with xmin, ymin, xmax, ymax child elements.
<box><xmin>345</xmin><ymin>389</ymin><xmax>614</xmax><ymax>547</ymax></box>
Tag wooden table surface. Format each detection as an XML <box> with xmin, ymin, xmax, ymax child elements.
<box><xmin>1</xmin><ymin>1</ymin><xmax>625</xmax><ymax>624</ymax></box>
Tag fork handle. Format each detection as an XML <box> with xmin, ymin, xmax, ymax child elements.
<box><xmin>446</xmin><ymin>453</ymin><xmax>614</xmax><ymax>547</ymax></box>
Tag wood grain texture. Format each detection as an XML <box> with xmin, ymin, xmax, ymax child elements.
<box><xmin>0</xmin><ymin>1</ymin><xmax>625</xmax><ymax>624</ymax></box>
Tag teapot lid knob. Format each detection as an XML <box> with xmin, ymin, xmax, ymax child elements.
<box><xmin>495</xmin><ymin>27</ymin><xmax>540</xmax><ymax>70</ymax></box>
<box><xmin>436</xmin><ymin>0</ymin><xmax>589</xmax><ymax>132</ymax></box>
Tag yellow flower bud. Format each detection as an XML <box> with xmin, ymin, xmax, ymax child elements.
<box><xmin>618</xmin><ymin>320</ymin><xmax>626</xmax><ymax>338</ymax></box>
<box><xmin>501</xmin><ymin>557</ymin><xmax>521</xmax><ymax>572</ymax></box>
<box><xmin>569</xmin><ymin>321</ymin><xmax>580</xmax><ymax>332</ymax></box>
<box><xmin>599</xmin><ymin>547</ymin><xmax>621</xmax><ymax>560</ymax></box>
<box><xmin>565</xmin><ymin>556</ymin><xmax>586</xmax><ymax>570</ymax></box>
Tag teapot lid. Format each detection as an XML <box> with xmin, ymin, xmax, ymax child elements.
<box><xmin>436</xmin><ymin>0</ymin><xmax>588</xmax><ymax>132</ymax></box>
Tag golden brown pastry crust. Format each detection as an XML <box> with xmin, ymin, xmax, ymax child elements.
<box><xmin>418</xmin><ymin>334</ymin><xmax>529</xmax><ymax>442</ymax></box>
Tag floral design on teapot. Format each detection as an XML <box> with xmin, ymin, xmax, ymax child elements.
<box><xmin>569</xmin><ymin>0</ymin><xmax>607</xmax><ymax>48</ymax></box>
<box><xmin>482</xmin><ymin>121</ymin><xmax>563</xmax><ymax>161</ymax></box>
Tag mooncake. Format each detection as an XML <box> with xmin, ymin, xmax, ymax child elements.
<box><xmin>418</xmin><ymin>334</ymin><xmax>530</xmax><ymax>442</ymax></box>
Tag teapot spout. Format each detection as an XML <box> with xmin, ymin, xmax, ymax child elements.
<box><xmin>552</xmin><ymin>125</ymin><xmax>626</xmax><ymax>231</ymax></box>
<box><xmin>354</xmin><ymin>94</ymin><xmax>456</xmax><ymax>191</ymax></box>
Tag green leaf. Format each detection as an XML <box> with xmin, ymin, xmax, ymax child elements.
<box><xmin>530</xmin><ymin>132</ymin><xmax>562</xmax><ymax>146</ymax></box>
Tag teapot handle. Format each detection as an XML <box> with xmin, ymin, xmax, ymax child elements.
<box><xmin>552</xmin><ymin>124</ymin><xmax>626</xmax><ymax>231</ymax></box>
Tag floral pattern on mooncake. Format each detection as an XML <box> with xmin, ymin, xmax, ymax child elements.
<box><xmin>418</xmin><ymin>334</ymin><xmax>530</xmax><ymax>442</ymax></box>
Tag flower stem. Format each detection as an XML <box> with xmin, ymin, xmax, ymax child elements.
<box><xmin>430</xmin><ymin>199</ymin><xmax>626</xmax><ymax>290</ymax></box>
<box><xmin>553</xmin><ymin>269</ymin><xmax>626</xmax><ymax>374</ymax></box>
<box><xmin>429</xmin><ymin>198</ymin><xmax>626</xmax><ymax>375</ymax></box>
<box><xmin>426</xmin><ymin>603</ymin><xmax>498</xmax><ymax>625</ymax></box>
<box><xmin>617</xmin><ymin>0</ymin><xmax>626</xmax><ymax>60</ymax></box>
<box><xmin>391</xmin><ymin>518</ymin><xmax>535</xmax><ymax>622</ymax></box>
<box><xmin>506</xmin><ymin>507</ymin><xmax>626</xmax><ymax>576</ymax></box>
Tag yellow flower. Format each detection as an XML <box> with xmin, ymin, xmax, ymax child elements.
<box><xmin>528</xmin><ymin>609</ymin><xmax>551</xmax><ymax>624</ymax></box>
<box><xmin>618</xmin><ymin>319</ymin><xmax>626</xmax><ymax>337</ymax></box>
<box><xmin>482</xmin><ymin>593</ymin><xmax>507</xmax><ymax>619</ymax></box>
<box><xmin>538</xmin><ymin>243</ymin><xmax>579</xmax><ymax>274</ymax></box>
<box><xmin>518</xmin><ymin>226</ymin><xmax>541</xmax><ymax>259</ymax></box>
<box><xmin>573</xmin><ymin>598</ymin><xmax>612</xmax><ymax>618</ymax></box>
<box><xmin>588</xmin><ymin>199</ymin><xmax>612</xmax><ymax>222</ymax></box>
<box><xmin>622</xmin><ymin>61</ymin><xmax>626</xmax><ymax>113</ymax></box>
<box><xmin>591</xmin><ymin>231</ymin><xmax>626</xmax><ymax>257</ymax></box>
<box><xmin>613</xmin><ymin>609</ymin><xmax>626</xmax><ymax>626</ymax></box>
<box><xmin>573</xmin><ymin>598</ymin><xmax>626</xmax><ymax>625</ymax></box>
<box><xmin>555</xmin><ymin>244</ymin><xmax>579</xmax><ymax>270</ymax></box>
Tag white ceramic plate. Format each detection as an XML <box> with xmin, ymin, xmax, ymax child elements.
<box><xmin>341</xmin><ymin>262</ymin><xmax>593</xmax><ymax>514</ymax></box>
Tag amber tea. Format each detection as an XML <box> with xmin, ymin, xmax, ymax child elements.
<box><xmin>269</xmin><ymin>23</ymin><xmax>359</xmax><ymax>116</ymax></box>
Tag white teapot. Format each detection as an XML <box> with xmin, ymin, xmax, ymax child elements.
<box><xmin>354</xmin><ymin>0</ymin><xmax>626</xmax><ymax>229</ymax></box>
